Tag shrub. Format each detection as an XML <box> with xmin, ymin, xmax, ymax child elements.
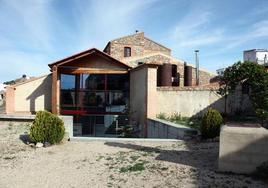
<box><xmin>157</xmin><ymin>112</ymin><xmax>167</xmax><ymax>120</ymax></box>
<box><xmin>29</xmin><ymin>111</ymin><xmax>65</xmax><ymax>144</ymax></box>
<box><xmin>201</xmin><ymin>108</ymin><xmax>223</xmax><ymax>139</ymax></box>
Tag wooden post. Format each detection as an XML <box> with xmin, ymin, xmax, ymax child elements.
<box><xmin>52</xmin><ymin>65</ymin><xmax>60</xmax><ymax>114</ymax></box>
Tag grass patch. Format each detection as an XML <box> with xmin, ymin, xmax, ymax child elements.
<box><xmin>130</xmin><ymin>155</ymin><xmax>140</xmax><ymax>161</ymax></box>
<box><xmin>96</xmin><ymin>155</ymin><xmax>104</xmax><ymax>161</ymax></box>
<box><xmin>119</xmin><ymin>162</ymin><xmax>145</xmax><ymax>173</ymax></box>
<box><xmin>157</xmin><ymin>112</ymin><xmax>202</xmax><ymax>130</ymax></box>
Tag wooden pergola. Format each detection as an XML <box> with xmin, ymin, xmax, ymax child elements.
<box><xmin>48</xmin><ymin>48</ymin><xmax>131</xmax><ymax>115</ymax></box>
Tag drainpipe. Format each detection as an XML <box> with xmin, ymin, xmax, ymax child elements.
<box><xmin>195</xmin><ymin>50</ymin><xmax>200</xmax><ymax>86</ymax></box>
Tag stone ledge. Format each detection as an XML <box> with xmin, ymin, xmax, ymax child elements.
<box><xmin>219</xmin><ymin>125</ymin><xmax>268</xmax><ymax>174</ymax></box>
<box><xmin>157</xmin><ymin>86</ymin><xmax>219</xmax><ymax>91</ymax></box>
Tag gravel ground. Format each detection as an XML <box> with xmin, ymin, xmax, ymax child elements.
<box><xmin>0</xmin><ymin>122</ymin><xmax>266</xmax><ymax>188</ymax></box>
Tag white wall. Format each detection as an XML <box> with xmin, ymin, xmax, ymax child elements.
<box><xmin>244</xmin><ymin>50</ymin><xmax>268</xmax><ymax>64</ymax></box>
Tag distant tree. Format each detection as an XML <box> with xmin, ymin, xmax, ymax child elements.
<box><xmin>218</xmin><ymin>61</ymin><xmax>268</xmax><ymax>126</ymax></box>
<box><xmin>3</xmin><ymin>80</ymin><xmax>15</xmax><ymax>85</ymax></box>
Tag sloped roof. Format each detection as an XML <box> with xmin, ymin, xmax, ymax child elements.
<box><xmin>48</xmin><ymin>48</ymin><xmax>131</xmax><ymax>69</ymax></box>
<box><xmin>123</xmin><ymin>52</ymin><xmax>185</xmax><ymax>68</ymax></box>
<box><xmin>6</xmin><ymin>74</ymin><xmax>50</xmax><ymax>88</ymax></box>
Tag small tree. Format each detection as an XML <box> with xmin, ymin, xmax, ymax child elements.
<box><xmin>201</xmin><ymin>108</ymin><xmax>223</xmax><ymax>139</ymax></box>
<box><xmin>219</xmin><ymin>61</ymin><xmax>268</xmax><ymax>127</ymax></box>
<box><xmin>30</xmin><ymin>111</ymin><xmax>65</xmax><ymax>144</ymax></box>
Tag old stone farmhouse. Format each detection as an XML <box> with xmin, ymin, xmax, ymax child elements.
<box><xmin>5</xmin><ymin>32</ymin><xmax>231</xmax><ymax>138</ymax></box>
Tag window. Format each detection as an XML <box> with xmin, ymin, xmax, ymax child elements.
<box><xmin>60</xmin><ymin>74</ymin><xmax>76</xmax><ymax>108</ymax></box>
<box><xmin>124</xmin><ymin>47</ymin><xmax>131</xmax><ymax>57</ymax></box>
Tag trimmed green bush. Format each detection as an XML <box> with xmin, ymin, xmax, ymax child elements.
<box><xmin>201</xmin><ymin>108</ymin><xmax>223</xmax><ymax>139</ymax></box>
<box><xmin>30</xmin><ymin>111</ymin><xmax>65</xmax><ymax>144</ymax></box>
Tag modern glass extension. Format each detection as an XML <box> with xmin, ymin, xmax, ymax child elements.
<box><xmin>60</xmin><ymin>73</ymin><xmax>130</xmax><ymax>137</ymax></box>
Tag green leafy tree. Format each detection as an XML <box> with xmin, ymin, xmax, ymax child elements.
<box><xmin>219</xmin><ymin>61</ymin><xmax>268</xmax><ymax>126</ymax></box>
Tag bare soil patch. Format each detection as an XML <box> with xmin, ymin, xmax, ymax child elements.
<box><xmin>0</xmin><ymin>122</ymin><xmax>266</xmax><ymax>188</ymax></box>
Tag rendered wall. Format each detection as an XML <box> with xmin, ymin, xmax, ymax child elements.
<box><xmin>130</xmin><ymin>65</ymin><xmax>158</xmax><ymax>137</ymax></box>
<box><xmin>219</xmin><ymin>125</ymin><xmax>268</xmax><ymax>174</ymax></box>
<box><xmin>130</xmin><ymin>66</ymin><xmax>147</xmax><ymax>136</ymax></box>
<box><xmin>6</xmin><ymin>75</ymin><xmax>52</xmax><ymax>114</ymax></box>
<box><xmin>156</xmin><ymin>88</ymin><xmax>224</xmax><ymax>117</ymax></box>
<box><xmin>155</xmin><ymin>86</ymin><xmax>254</xmax><ymax>117</ymax></box>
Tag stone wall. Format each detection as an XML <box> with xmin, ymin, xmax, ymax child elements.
<box><xmin>105</xmin><ymin>32</ymin><xmax>215</xmax><ymax>87</ymax></box>
<box><xmin>108</xmin><ymin>32</ymin><xmax>171</xmax><ymax>61</ymax></box>
<box><xmin>144</xmin><ymin>37</ymin><xmax>171</xmax><ymax>56</ymax></box>
<box><xmin>219</xmin><ymin>125</ymin><xmax>268</xmax><ymax>174</ymax></box>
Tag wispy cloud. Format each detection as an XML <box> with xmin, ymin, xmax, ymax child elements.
<box><xmin>0</xmin><ymin>0</ymin><xmax>157</xmax><ymax>82</ymax></box>
<box><xmin>0</xmin><ymin>0</ymin><xmax>268</xmax><ymax>82</ymax></box>
<box><xmin>171</xmin><ymin>11</ymin><xmax>224</xmax><ymax>47</ymax></box>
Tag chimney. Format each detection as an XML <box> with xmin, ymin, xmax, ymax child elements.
<box><xmin>195</xmin><ymin>50</ymin><xmax>200</xmax><ymax>86</ymax></box>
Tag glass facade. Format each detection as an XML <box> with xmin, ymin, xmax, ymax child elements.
<box><xmin>60</xmin><ymin>73</ymin><xmax>130</xmax><ymax>137</ymax></box>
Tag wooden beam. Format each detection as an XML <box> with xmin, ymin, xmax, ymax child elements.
<box><xmin>59</xmin><ymin>67</ymin><xmax>128</xmax><ymax>74</ymax></box>
<box><xmin>55</xmin><ymin>51</ymin><xmax>95</xmax><ymax>67</ymax></box>
<box><xmin>51</xmin><ymin>66</ymin><xmax>60</xmax><ymax>114</ymax></box>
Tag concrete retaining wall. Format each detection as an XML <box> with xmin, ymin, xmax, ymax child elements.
<box><xmin>218</xmin><ymin>125</ymin><xmax>268</xmax><ymax>174</ymax></box>
<box><xmin>147</xmin><ymin>118</ymin><xmax>198</xmax><ymax>140</ymax></box>
<box><xmin>0</xmin><ymin>114</ymin><xmax>73</xmax><ymax>139</ymax></box>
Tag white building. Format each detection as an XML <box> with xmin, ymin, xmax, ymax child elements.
<box><xmin>0</xmin><ymin>84</ymin><xmax>6</xmax><ymax>106</ymax></box>
<box><xmin>216</xmin><ymin>68</ymin><xmax>226</xmax><ymax>77</ymax></box>
<box><xmin>243</xmin><ymin>49</ymin><xmax>268</xmax><ymax>65</ymax></box>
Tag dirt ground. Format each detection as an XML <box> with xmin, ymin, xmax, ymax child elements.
<box><xmin>0</xmin><ymin>122</ymin><xmax>266</xmax><ymax>188</ymax></box>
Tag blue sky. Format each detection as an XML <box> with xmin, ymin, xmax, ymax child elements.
<box><xmin>1</xmin><ymin>0</ymin><xmax>268</xmax><ymax>83</ymax></box>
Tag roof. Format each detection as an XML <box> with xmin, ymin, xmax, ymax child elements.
<box><xmin>244</xmin><ymin>49</ymin><xmax>268</xmax><ymax>53</ymax></box>
<box><xmin>123</xmin><ymin>52</ymin><xmax>185</xmax><ymax>68</ymax></box>
<box><xmin>6</xmin><ymin>74</ymin><xmax>51</xmax><ymax>88</ymax></box>
<box><xmin>48</xmin><ymin>48</ymin><xmax>131</xmax><ymax>69</ymax></box>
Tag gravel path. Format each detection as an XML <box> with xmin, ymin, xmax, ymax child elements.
<box><xmin>0</xmin><ymin>122</ymin><xmax>266</xmax><ymax>188</ymax></box>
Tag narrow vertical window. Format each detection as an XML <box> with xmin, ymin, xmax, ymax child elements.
<box><xmin>124</xmin><ymin>47</ymin><xmax>131</xmax><ymax>57</ymax></box>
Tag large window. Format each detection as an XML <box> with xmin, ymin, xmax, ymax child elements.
<box><xmin>60</xmin><ymin>73</ymin><xmax>129</xmax><ymax>113</ymax></box>
<box><xmin>60</xmin><ymin>73</ymin><xmax>130</xmax><ymax>137</ymax></box>
<box><xmin>124</xmin><ymin>47</ymin><xmax>131</xmax><ymax>57</ymax></box>
<box><xmin>60</xmin><ymin>74</ymin><xmax>76</xmax><ymax>109</ymax></box>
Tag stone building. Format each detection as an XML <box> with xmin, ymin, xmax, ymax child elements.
<box><xmin>5</xmin><ymin>32</ymin><xmax>221</xmax><ymax>138</ymax></box>
<box><xmin>104</xmin><ymin>32</ymin><xmax>215</xmax><ymax>86</ymax></box>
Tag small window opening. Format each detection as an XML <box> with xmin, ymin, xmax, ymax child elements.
<box><xmin>124</xmin><ymin>47</ymin><xmax>131</xmax><ymax>57</ymax></box>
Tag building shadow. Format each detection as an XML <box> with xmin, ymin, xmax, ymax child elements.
<box><xmin>104</xmin><ymin>141</ymin><xmax>218</xmax><ymax>170</ymax></box>
<box><xmin>26</xmin><ymin>75</ymin><xmax>52</xmax><ymax>114</ymax></box>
